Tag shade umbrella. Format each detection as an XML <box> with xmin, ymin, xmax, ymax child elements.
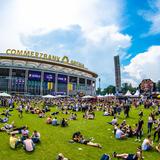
<box><xmin>42</xmin><ymin>94</ymin><xmax>55</xmax><ymax>98</ymax></box>
<box><xmin>0</xmin><ymin>92</ymin><xmax>11</xmax><ymax>97</ymax></box>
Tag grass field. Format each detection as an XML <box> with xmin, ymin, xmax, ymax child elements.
<box><xmin>0</xmin><ymin>105</ymin><xmax>160</xmax><ymax>160</ymax></box>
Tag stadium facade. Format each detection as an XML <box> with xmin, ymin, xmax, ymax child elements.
<box><xmin>0</xmin><ymin>49</ymin><xmax>97</xmax><ymax>96</ymax></box>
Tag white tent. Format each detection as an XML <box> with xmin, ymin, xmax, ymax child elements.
<box><xmin>42</xmin><ymin>94</ymin><xmax>55</xmax><ymax>98</ymax></box>
<box><xmin>133</xmin><ymin>90</ymin><xmax>140</xmax><ymax>97</ymax></box>
<box><xmin>82</xmin><ymin>95</ymin><xmax>94</xmax><ymax>99</ymax></box>
<box><xmin>104</xmin><ymin>93</ymin><xmax>109</xmax><ymax>97</ymax></box>
<box><xmin>97</xmin><ymin>95</ymin><xmax>104</xmax><ymax>98</ymax></box>
<box><xmin>110</xmin><ymin>93</ymin><xmax>114</xmax><ymax>97</ymax></box>
<box><xmin>0</xmin><ymin>92</ymin><xmax>11</xmax><ymax>97</ymax></box>
<box><xmin>125</xmin><ymin>90</ymin><xmax>132</xmax><ymax>97</ymax></box>
<box><xmin>54</xmin><ymin>95</ymin><xmax>68</xmax><ymax>98</ymax></box>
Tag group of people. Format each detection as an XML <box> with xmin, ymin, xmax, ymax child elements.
<box><xmin>46</xmin><ymin>116</ymin><xmax>68</xmax><ymax>127</ymax></box>
<box><xmin>9</xmin><ymin>126</ymin><xmax>40</xmax><ymax>152</ymax></box>
<box><xmin>0</xmin><ymin>95</ymin><xmax>160</xmax><ymax>160</ymax></box>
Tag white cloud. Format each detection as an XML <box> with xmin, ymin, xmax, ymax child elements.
<box><xmin>0</xmin><ymin>0</ymin><xmax>132</xmax><ymax>88</ymax></box>
<box><xmin>139</xmin><ymin>0</ymin><xmax>160</xmax><ymax>35</ymax></box>
<box><xmin>123</xmin><ymin>46</ymin><xmax>160</xmax><ymax>86</ymax></box>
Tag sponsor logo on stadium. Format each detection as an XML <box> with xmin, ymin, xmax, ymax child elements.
<box><xmin>5</xmin><ymin>49</ymin><xmax>84</xmax><ymax>68</ymax></box>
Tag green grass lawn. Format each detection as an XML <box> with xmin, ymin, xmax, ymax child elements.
<box><xmin>0</xmin><ymin>106</ymin><xmax>159</xmax><ymax>160</ymax></box>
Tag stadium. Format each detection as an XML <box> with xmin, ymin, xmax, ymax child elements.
<box><xmin>0</xmin><ymin>49</ymin><xmax>97</xmax><ymax>96</ymax></box>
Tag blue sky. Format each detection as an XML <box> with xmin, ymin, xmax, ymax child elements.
<box><xmin>0</xmin><ymin>0</ymin><xmax>160</xmax><ymax>88</ymax></box>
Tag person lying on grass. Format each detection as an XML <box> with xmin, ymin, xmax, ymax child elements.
<box><xmin>113</xmin><ymin>146</ymin><xmax>143</xmax><ymax>160</ymax></box>
<box><xmin>9</xmin><ymin>125</ymin><xmax>27</xmax><ymax>134</ymax></box>
<box><xmin>0</xmin><ymin>121</ymin><xmax>15</xmax><ymax>132</ymax></box>
<box><xmin>156</xmin><ymin>143</ymin><xmax>160</xmax><ymax>153</ymax></box>
<box><xmin>72</xmin><ymin>131</ymin><xmax>102</xmax><ymax>148</ymax></box>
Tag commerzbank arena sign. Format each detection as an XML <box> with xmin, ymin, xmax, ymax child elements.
<box><xmin>5</xmin><ymin>49</ymin><xmax>85</xmax><ymax>68</ymax></box>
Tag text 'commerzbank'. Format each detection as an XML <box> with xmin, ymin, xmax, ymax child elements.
<box><xmin>6</xmin><ymin>49</ymin><xmax>85</xmax><ymax>68</ymax></box>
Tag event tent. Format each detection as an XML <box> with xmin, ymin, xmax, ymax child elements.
<box><xmin>125</xmin><ymin>90</ymin><xmax>132</xmax><ymax>97</ymax></box>
<box><xmin>97</xmin><ymin>95</ymin><xmax>104</xmax><ymax>98</ymax></box>
<box><xmin>0</xmin><ymin>92</ymin><xmax>11</xmax><ymax>97</ymax></box>
<box><xmin>82</xmin><ymin>95</ymin><xmax>94</xmax><ymax>99</ymax></box>
<box><xmin>133</xmin><ymin>90</ymin><xmax>140</xmax><ymax>97</ymax></box>
<box><xmin>42</xmin><ymin>94</ymin><xmax>55</xmax><ymax>98</ymax></box>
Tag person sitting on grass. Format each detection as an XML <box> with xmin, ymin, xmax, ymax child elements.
<box><xmin>113</xmin><ymin>146</ymin><xmax>143</xmax><ymax>160</ymax></box>
<box><xmin>141</xmin><ymin>135</ymin><xmax>153</xmax><ymax>151</ymax></box>
<box><xmin>38</xmin><ymin>111</ymin><xmax>45</xmax><ymax>118</ymax></box>
<box><xmin>23</xmin><ymin>135</ymin><xmax>35</xmax><ymax>152</ymax></box>
<box><xmin>21</xmin><ymin>127</ymin><xmax>29</xmax><ymax>141</ymax></box>
<box><xmin>31</xmin><ymin>130</ymin><xmax>40</xmax><ymax>143</ymax></box>
<box><xmin>52</xmin><ymin>117</ymin><xmax>59</xmax><ymax>126</ymax></box>
<box><xmin>46</xmin><ymin>116</ymin><xmax>52</xmax><ymax>124</ymax></box>
<box><xmin>107</xmin><ymin>116</ymin><xmax>117</xmax><ymax>125</ymax></box>
<box><xmin>115</xmin><ymin>126</ymin><xmax>127</xmax><ymax>139</ymax></box>
<box><xmin>0</xmin><ymin>117</ymin><xmax>9</xmax><ymax>123</ymax></box>
<box><xmin>61</xmin><ymin>118</ymin><xmax>68</xmax><ymax>127</ymax></box>
<box><xmin>156</xmin><ymin>143</ymin><xmax>160</xmax><ymax>152</ymax></box>
<box><xmin>72</xmin><ymin>132</ymin><xmax>102</xmax><ymax>148</ymax></box>
<box><xmin>56</xmin><ymin>153</ymin><xmax>69</xmax><ymax>160</ymax></box>
<box><xmin>9</xmin><ymin>134</ymin><xmax>21</xmax><ymax>149</ymax></box>
<box><xmin>69</xmin><ymin>113</ymin><xmax>77</xmax><ymax>120</ymax></box>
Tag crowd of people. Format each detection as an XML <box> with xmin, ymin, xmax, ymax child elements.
<box><xmin>0</xmin><ymin>95</ymin><xmax>160</xmax><ymax>159</ymax></box>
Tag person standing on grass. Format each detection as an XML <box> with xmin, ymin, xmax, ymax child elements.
<box><xmin>147</xmin><ymin>114</ymin><xmax>153</xmax><ymax>134</ymax></box>
<box><xmin>18</xmin><ymin>104</ymin><xmax>23</xmax><ymax>118</ymax></box>
<box><xmin>153</xmin><ymin>123</ymin><xmax>160</xmax><ymax>142</ymax></box>
<box><xmin>135</xmin><ymin>118</ymin><xmax>144</xmax><ymax>142</ymax></box>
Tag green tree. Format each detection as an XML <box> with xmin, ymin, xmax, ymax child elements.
<box><xmin>121</xmin><ymin>83</ymin><xmax>137</xmax><ymax>94</ymax></box>
<box><xmin>96</xmin><ymin>87</ymin><xmax>102</xmax><ymax>95</ymax></box>
<box><xmin>102</xmin><ymin>85</ymin><xmax>116</xmax><ymax>95</ymax></box>
<box><xmin>157</xmin><ymin>81</ymin><xmax>160</xmax><ymax>92</ymax></box>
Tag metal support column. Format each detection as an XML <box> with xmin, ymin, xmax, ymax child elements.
<box><xmin>40</xmin><ymin>71</ymin><xmax>44</xmax><ymax>95</ymax></box>
<box><xmin>8</xmin><ymin>68</ymin><xmax>12</xmax><ymax>93</ymax></box>
<box><xmin>67</xmin><ymin>75</ymin><xmax>69</xmax><ymax>96</ymax></box>
<box><xmin>55</xmin><ymin>73</ymin><xmax>58</xmax><ymax>94</ymax></box>
<box><xmin>24</xmin><ymin>70</ymin><xmax>28</xmax><ymax>94</ymax></box>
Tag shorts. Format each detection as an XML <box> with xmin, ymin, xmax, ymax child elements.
<box><xmin>126</xmin><ymin>154</ymin><xmax>135</xmax><ymax>160</ymax></box>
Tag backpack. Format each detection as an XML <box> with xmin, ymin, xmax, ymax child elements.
<box><xmin>100</xmin><ymin>154</ymin><xmax>110</xmax><ymax>160</ymax></box>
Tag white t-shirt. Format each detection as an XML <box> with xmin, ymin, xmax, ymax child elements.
<box><xmin>23</xmin><ymin>139</ymin><xmax>34</xmax><ymax>151</ymax></box>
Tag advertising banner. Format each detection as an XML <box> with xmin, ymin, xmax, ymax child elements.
<box><xmin>28</xmin><ymin>71</ymin><xmax>41</xmax><ymax>81</ymax></box>
<box><xmin>58</xmin><ymin>74</ymin><xmax>67</xmax><ymax>83</ymax></box>
<box><xmin>44</xmin><ymin>72</ymin><xmax>55</xmax><ymax>82</ymax></box>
